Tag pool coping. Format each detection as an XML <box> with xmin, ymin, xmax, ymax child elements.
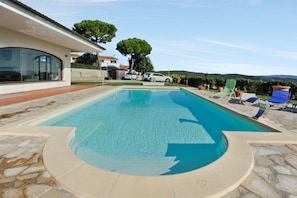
<box><xmin>1</xmin><ymin>86</ymin><xmax>297</xmax><ymax>197</ymax></box>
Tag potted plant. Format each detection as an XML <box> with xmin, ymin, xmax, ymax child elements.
<box><xmin>198</xmin><ymin>85</ymin><xmax>205</xmax><ymax>90</ymax></box>
<box><xmin>218</xmin><ymin>86</ymin><xmax>224</xmax><ymax>92</ymax></box>
<box><xmin>235</xmin><ymin>88</ymin><xmax>243</xmax><ymax>97</ymax></box>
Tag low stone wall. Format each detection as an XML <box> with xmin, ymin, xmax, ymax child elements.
<box><xmin>71</xmin><ymin>68</ymin><xmax>108</xmax><ymax>82</ymax></box>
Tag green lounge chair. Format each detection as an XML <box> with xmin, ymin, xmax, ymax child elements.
<box><xmin>213</xmin><ymin>79</ymin><xmax>236</xmax><ymax>99</ymax></box>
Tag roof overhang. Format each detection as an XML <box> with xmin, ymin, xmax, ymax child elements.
<box><xmin>0</xmin><ymin>0</ymin><xmax>105</xmax><ymax>53</ymax></box>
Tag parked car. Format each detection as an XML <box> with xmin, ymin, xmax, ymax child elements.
<box><xmin>123</xmin><ymin>72</ymin><xmax>137</xmax><ymax>80</ymax></box>
<box><xmin>142</xmin><ymin>72</ymin><xmax>173</xmax><ymax>82</ymax></box>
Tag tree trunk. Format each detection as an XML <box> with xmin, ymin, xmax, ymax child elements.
<box><xmin>96</xmin><ymin>52</ymin><xmax>101</xmax><ymax>69</ymax></box>
<box><xmin>129</xmin><ymin>58</ymin><xmax>135</xmax><ymax>72</ymax></box>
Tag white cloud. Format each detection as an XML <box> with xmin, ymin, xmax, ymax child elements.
<box><xmin>274</xmin><ymin>50</ymin><xmax>297</xmax><ymax>60</ymax></box>
<box><xmin>153</xmin><ymin>39</ymin><xmax>229</xmax><ymax>59</ymax></box>
<box><xmin>197</xmin><ymin>38</ymin><xmax>260</xmax><ymax>52</ymax></box>
<box><xmin>160</xmin><ymin>0</ymin><xmax>207</xmax><ymax>8</ymax></box>
<box><xmin>196</xmin><ymin>38</ymin><xmax>297</xmax><ymax>61</ymax></box>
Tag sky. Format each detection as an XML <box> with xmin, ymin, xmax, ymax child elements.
<box><xmin>20</xmin><ymin>0</ymin><xmax>297</xmax><ymax>76</ymax></box>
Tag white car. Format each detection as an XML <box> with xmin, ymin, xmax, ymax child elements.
<box><xmin>124</xmin><ymin>72</ymin><xmax>137</xmax><ymax>80</ymax></box>
<box><xmin>142</xmin><ymin>72</ymin><xmax>173</xmax><ymax>82</ymax></box>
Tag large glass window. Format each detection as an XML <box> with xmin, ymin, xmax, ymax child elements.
<box><xmin>0</xmin><ymin>48</ymin><xmax>62</xmax><ymax>82</ymax></box>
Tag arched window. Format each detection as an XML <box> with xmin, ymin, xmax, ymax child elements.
<box><xmin>0</xmin><ymin>47</ymin><xmax>62</xmax><ymax>82</ymax></box>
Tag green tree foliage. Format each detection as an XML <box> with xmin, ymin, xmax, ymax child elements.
<box><xmin>71</xmin><ymin>63</ymin><xmax>98</xmax><ymax>70</ymax></box>
<box><xmin>73</xmin><ymin>20</ymin><xmax>117</xmax><ymax>44</ymax></box>
<box><xmin>75</xmin><ymin>53</ymin><xmax>97</xmax><ymax>65</ymax></box>
<box><xmin>182</xmin><ymin>75</ymin><xmax>297</xmax><ymax>98</ymax></box>
<box><xmin>134</xmin><ymin>56</ymin><xmax>154</xmax><ymax>74</ymax></box>
<box><xmin>116</xmin><ymin>38</ymin><xmax>152</xmax><ymax>72</ymax></box>
<box><xmin>73</xmin><ymin>20</ymin><xmax>117</xmax><ymax>68</ymax></box>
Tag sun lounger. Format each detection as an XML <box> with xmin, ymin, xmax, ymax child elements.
<box><xmin>240</xmin><ymin>93</ymin><xmax>258</xmax><ymax>104</ymax></box>
<box><xmin>267</xmin><ymin>89</ymin><xmax>291</xmax><ymax>109</ymax></box>
<box><xmin>253</xmin><ymin>100</ymin><xmax>269</xmax><ymax>119</ymax></box>
<box><xmin>246</xmin><ymin>97</ymin><xmax>259</xmax><ymax>103</ymax></box>
<box><xmin>212</xmin><ymin>79</ymin><xmax>236</xmax><ymax>99</ymax></box>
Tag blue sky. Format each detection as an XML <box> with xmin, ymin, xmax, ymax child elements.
<box><xmin>21</xmin><ymin>0</ymin><xmax>297</xmax><ymax>76</ymax></box>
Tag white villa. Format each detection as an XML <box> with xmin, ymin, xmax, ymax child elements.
<box><xmin>0</xmin><ymin>0</ymin><xmax>105</xmax><ymax>95</ymax></box>
<box><xmin>100</xmin><ymin>55</ymin><xmax>120</xmax><ymax>68</ymax></box>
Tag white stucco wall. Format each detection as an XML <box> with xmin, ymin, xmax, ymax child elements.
<box><xmin>0</xmin><ymin>27</ymin><xmax>71</xmax><ymax>94</ymax></box>
<box><xmin>101</xmin><ymin>60</ymin><xmax>120</xmax><ymax>68</ymax></box>
<box><xmin>71</xmin><ymin>68</ymin><xmax>108</xmax><ymax>82</ymax></box>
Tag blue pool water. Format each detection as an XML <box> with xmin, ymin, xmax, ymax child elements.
<box><xmin>39</xmin><ymin>89</ymin><xmax>276</xmax><ymax>176</ymax></box>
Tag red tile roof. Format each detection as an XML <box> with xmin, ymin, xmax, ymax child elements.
<box><xmin>119</xmin><ymin>65</ymin><xmax>130</xmax><ymax>69</ymax></box>
<box><xmin>99</xmin><ymin>56</ymin><xmax>118</xmax><ymax>60</ymax></box>
<box><xmin>71</xmin><ymin>54</ymin><xmax>80</xmax><ymax>57</ymax></box>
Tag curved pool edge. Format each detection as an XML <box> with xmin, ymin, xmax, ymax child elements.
<box><xmin>3</xmin><ymin>125</ymin><xmax>294</xmax><ymax>197</ymax></box>
<box><xmin>41</xmin><ymin>128</ymin><xmax>255</xmax><ymax>197</ymax></box>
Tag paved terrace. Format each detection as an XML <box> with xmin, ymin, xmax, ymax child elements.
<box><xmin>0</xmin><ymin>85</ymin><xmax>297</xmax><ymax>197</ymax></box>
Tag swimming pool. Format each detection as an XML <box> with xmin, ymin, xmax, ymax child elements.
<box><xmin>39</xmin><ymin>88</ymin><xmax>276</xmax><ymax>176</ymax></box>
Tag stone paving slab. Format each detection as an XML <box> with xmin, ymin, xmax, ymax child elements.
<box><xmin>0</xmin><ymin>86</ymin><xmax>297</xmax><ymax>197</ymax></box>
<box><xmin>223</xmin><ymin>144</ymin><xmax>297</xmax><ymax>198</ymax></box>
<box><xmin>0</xmin><ymin>135</ymin><xmax>78</xmax><ymax>197</ymax></box>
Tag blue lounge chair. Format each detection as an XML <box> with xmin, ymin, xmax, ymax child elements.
<box><xmin>213</xmin><ymin>79</ymin><xmax>236</xmax><ymax>99</ymax></box>
<box><xmin>267</xmin><ymin>90</ymin><xmax>291</xmax><ymax>109</ymax></box>
<box><xmin>240</xmin><ymin>93</ymin><xmax>258</xmax><ymax>104</ymax></box>
<box><xmin>246</xmin><ymin>97</ymin><xmax>259</xmax><ymax>104</ymax></box>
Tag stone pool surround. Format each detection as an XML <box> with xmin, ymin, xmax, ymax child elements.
<box><xmin>1</xmin><ymin>86</ymin><xmax>297</xmax><ymax>197</ymax></box>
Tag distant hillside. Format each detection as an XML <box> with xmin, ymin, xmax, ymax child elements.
<box><xmin>159</xmin><ymin>70</ymin><xmax>297</xmax><ymax>83</ymax></box>
<box><xmin>255</xmin><ymin>75</ymin><xmax>297</xmax><ymax>82</ymax></box>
